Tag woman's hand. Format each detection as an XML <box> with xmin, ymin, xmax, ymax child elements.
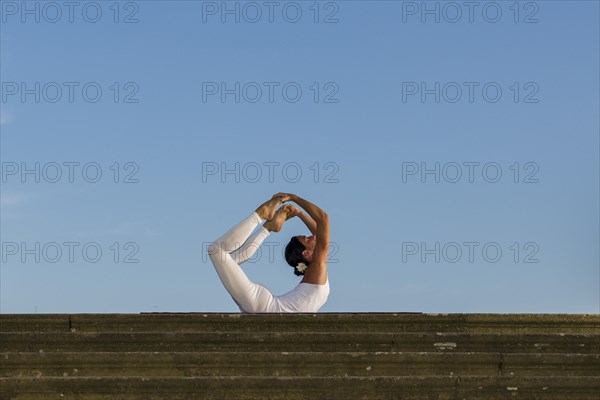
<box><xmin>283</xmin><ymin>204</ymin><xmax>301</xmax><ymax>218</ymax></box>
<box><xmin>272</xmin><ymin>192</ymin><xmax>295</xmax><ymax>203</ymax></box>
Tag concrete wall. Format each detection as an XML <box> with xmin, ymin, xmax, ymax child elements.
<box><xmin>1</xmin><ymin>313</ymin><xmax>599</xmax><ymax>399</ymax></box>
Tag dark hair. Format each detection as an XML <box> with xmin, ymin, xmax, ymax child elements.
<box><xmin>285</xmin><ymin>236</ymin><xmax>309</xmax><ymax>276</ymax></box>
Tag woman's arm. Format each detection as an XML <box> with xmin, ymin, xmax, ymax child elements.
<box><xmin>273</xmin><ymin>193</ymin><xmax>327</xmax><ymax>224</ymax></box>
<box><xmin>298</xmin><ymin>211</ymin><xmax>318</xmax><ymax>235</ymax></box>
<box><xmin>285</xmin><ymin>206</ymin><xmax>317</xmax><ymax>235</ymax></box>
<box><xmin>274</xmin><ymin>193</ymin><xmax>329</xmax><ymax>285</ymax></box>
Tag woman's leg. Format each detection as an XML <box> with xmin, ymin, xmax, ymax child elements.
<box><xmin>207</xmin><ymin>197</ymin><xmax>282</xmax><ymax>312</ymax></box>
<box><xmin>230</xmin><ymin>226</ymin><xmax>270</xmax><ymax>265</ymax></box>
<box><xmin>229</xmin><ymin>203</ymin><xmax>296</xmax><ymax>264</ymax></box>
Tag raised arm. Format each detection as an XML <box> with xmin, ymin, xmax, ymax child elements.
<box><xmin>286</xmin><ymin>206</ymin><xmax>317</xmax><ymax>235</ymax></box>
<box><xmin>274</xmin><ymin>193</ymin><xmax>329</xmax><ymax>285</ymax></box>
<box><xmin>274</xmin><ymin>193</ymin><xmax>327</xmax><ymax>224</ymax></box>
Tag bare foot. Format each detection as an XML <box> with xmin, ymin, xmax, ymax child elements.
<box><xmin>263</xmin><ymin>205</ymin><xmax>294</xmax><ymax>233</ymax></box>
<box><xmin>256</xmin><ymin>196</ymin><xmax>283</xmax><ymax>221</ymax></box>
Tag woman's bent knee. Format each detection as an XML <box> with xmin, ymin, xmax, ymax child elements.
<box><xmin>207</xmin><ymin>242</ymin><xmax>227</xmax><ymax>265</ymax></box>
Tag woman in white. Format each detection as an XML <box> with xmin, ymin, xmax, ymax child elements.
<box><xmin>207</xmin><ymin>193</ymin><xmax>330</xmax><ymax>313</ymax></box>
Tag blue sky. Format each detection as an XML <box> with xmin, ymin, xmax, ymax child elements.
<box><xmin>1</xmin><ymin>0</ymin><xmax>598</xmax><ymax>313</ymax></box>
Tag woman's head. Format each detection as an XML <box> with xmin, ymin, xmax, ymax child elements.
<box><xmin>284</xmin><ymin>235</ymin><xmax>317</xmax><ymax>276</ymax></box>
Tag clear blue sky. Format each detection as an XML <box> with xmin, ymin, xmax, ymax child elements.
<box><xmin>1</xmin><ymin>0</ymin><xmax>598</xmax><ymax>313</ymax></box>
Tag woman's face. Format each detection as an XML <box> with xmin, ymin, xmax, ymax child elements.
<box><xmin>297</xmin><ymin>235</ymin><xmax>317</xmax><ymax>251</ymax></box>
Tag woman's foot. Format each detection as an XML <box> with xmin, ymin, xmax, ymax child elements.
<box><xmin>256</xmin><ymin>196</ymin><xmax>284</xmax><ymax>221</ymax></box>
<box><xmin>263</xmin><ymin>205</ymin><xmax>294</xmax><ymax>233</ymax></box>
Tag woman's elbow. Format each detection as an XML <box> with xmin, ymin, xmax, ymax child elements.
<box><xmin>318</xmin><ymin>211</ymin><xmax>329</xmax><ymax>223</ymax></box>
<box><xmin>207</xmin><ymin>241</ymin><xmax>222</xmax><ymax>257</ymax></box>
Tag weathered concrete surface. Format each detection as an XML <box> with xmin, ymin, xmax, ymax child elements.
<box><xmin>1</xmin><ymin>313</ymin><xmax>598</xmax><ymax>400</ymax></box>
<box><xmin>2</xmin><ymin>351</ymin><xmax>598</xmax><ymax>378</ymax></box>
<box><xmin>2</xmin><ymin>376</ymin><xmax>599</xmax><ymax>400</ymax></box>
<box><xmin>2</xmin><ymin>331</ymin><xmax>598</xmax><ymax>353</ymax></box>
<box><xmin>1</xmin><ymin>313</ymin><xmax>599</xmax><ymax>334</ymax></box>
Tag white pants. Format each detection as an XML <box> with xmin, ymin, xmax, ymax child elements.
<box><xmin>208</xmin><ymin>211</ymin><xmax>275</xmax><ymax>313</ymax></box>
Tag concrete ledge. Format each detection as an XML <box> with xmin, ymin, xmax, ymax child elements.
<box><xmin>2</xmin><ymin>313</ymin><xmax>599</xmax><ymax>334</ymax></box>
<box><xmin>2</xmin><ymin>313</ymin><xmax>598</xmax><ymax>399</ymax></box>
<box><xmin>2</xmin><ymin>331</ymin><xmax>598</xmax><ymax>353</ymax></box>
<box><xmin>2</xmin><ymin>351</ymin><xmax>598</xmax><ymax>378</ymax></box>
<box><xmin>2</xmin><ymin>376</ymin><xmax>599</xmax><ymax>400</ymax></box>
